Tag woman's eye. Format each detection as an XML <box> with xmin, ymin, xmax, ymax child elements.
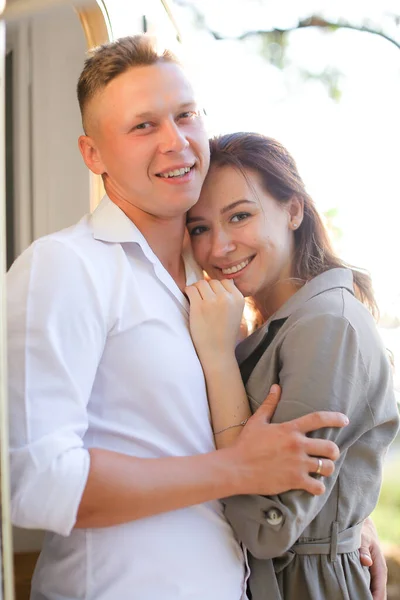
<box><xmin>231</xmin><ymin>212</ymin><xmax>250</xmax><ymax>223</ymax></box>
<box><xmin>188</xmin><ymin>225</ymin><xmax>208</xmax><ymax>237</ymax></box>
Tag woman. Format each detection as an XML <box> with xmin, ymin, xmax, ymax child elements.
<box><xmin>185</xmin><ymin>132</ymin><xmax>399</xmax><ymax>600</ymax></box>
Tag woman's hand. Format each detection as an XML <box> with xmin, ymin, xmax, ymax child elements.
<box><xmin>185</xmin><ymin>279</ymin><xmax>245</xmax><ymax>361</ymax></box>
<box><xmin>359</xmin><ymin>517</ymin><xmax>387</xmax><ymax>600</ymax></box>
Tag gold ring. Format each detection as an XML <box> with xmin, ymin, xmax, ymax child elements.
<box><xmin>316</xmin><ymin>458</ymin><xmax>323</xmax><ymax>475</ymax></box>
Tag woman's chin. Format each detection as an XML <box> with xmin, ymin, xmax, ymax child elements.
<box><xmin>235</xmin><ymin>282</ymin><xmax>252</xmax><ymax>297</ymax></box>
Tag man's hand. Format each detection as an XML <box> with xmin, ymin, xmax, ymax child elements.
<box><xmin>230</xmin><ymin>385</ymin><xmax>349</xmax><ymax>497</ymax></box>
<box><xmin>359</xmin><ymin>517</ymin><xmax>387</xmax><ymax>600</ymax></box>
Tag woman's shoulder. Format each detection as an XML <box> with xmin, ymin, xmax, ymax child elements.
<box><xmin>291</xmin><ymin>280</ymin><xmax>373</xmax><ymax>331</ymax></box>
<box><xmin>286</xmin><ymin>285</ymin><xmax>387</xmax><ymax>371</ymax></box>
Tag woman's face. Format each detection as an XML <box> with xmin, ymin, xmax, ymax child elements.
<box><xmin>187</xmin><ymin>165</ymin><xmax>302</xmax><ymax>310</ymax></box>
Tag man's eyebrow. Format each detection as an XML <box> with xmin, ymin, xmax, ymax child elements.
<box><xmin>134</xmin><ymin>102</ymin><xmax>198</xmax><ymax>121</ymax></box>
<box><xmin>187</xmin><ymin>200</ymin><xmax>255</xmax><ymax>224</ymax></box>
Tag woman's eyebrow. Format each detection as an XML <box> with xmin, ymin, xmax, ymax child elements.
<box><xmin>220</xmin><ymin>199</ymin><xmax>255</xmax><ymax>215</ymax></box>
<box><xmin>187</xmin><ymin>200</ymin><xmax>255</xmax><ymax>224</ymax></box>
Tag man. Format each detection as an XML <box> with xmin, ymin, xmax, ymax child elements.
<box><xmin>7</xmin><ymin>35</ymin><xmax>382</xmax><ymax>600</ymax></box>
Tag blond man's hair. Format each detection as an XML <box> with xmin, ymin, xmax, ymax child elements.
<box><xmin>77</xmin><ymin>35</ymin><xmax>180</xmax><ymax>133</ymax></box>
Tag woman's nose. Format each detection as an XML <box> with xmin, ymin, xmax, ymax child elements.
<box><xmin>210</xmin><ymin>230</ymin><xmax>236</xmax><ymax>258</ymax></box>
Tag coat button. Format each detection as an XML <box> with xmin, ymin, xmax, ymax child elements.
<box><xmin>264</xmin><ymin>508</ymin><xmax>283</xmax><ymax>526</ymax></box>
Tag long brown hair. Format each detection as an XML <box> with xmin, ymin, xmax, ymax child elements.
<box><xmin>209</xmin><ymin>132</ymin><xmax>377</xmax><ymax>318</ymax></box>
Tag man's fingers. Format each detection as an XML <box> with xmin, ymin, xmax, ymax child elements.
<box><xmin>255</xmin><ymin>384</ymin><xmax>281</xmax><ymax>423</ymax></box>
<box><xmin>359</xmin><ymin>547</ymin><xmax>373</xmax><ymax>567</ymax></box>
<box><xmin>293</xmin><ymin>411</ymin><xmax>349</xmax><ymax>434</ymax></box>
<box><xmin>369</xmin><ymin>547</ymin><xmax>388</xmax><ymax>600</ymax></box>
<box><xmin>301</xmin><ymin>475</ymin><xmax>326</xmax><ymax>496</ymax></box>
<box><xmin>307</xmin><ymin>457</ymin><xmax>335</xmax><ymax>477</ymax></box>
<box><xmin>305</xmin><ymin>438</ymin><xmax>340</xmax><ymax>461</ymax></box>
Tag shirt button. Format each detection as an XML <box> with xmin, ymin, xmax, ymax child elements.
<box><xmin>264</xmin><ymin>508</ymin><xmax>283</xmax><ymax>526</ymax></box>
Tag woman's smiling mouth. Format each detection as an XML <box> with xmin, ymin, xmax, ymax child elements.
<box><xmin>219</xmin><ymin>256</ymin><xmax>255</xmax><ymax>276</ymax></box>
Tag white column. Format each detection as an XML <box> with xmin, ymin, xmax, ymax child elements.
<box><xmin>0</xmin><ymin>8</ymin><xmax>16</xmax><ymax>599</ymax></box>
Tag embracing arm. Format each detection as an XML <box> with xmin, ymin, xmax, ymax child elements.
<box><xmin>8</xmin><ymin>241</ymin><xmax>243</xmax><ymax>531</ymax></box>
<box><xmin>186</xmin><ymin>280</ymin><xmax>345</xmax><ymax>492</ymax></box>
<box><xmin>222</xmin><ymin>312</ymin><xmax>396</xmax><ymax>559</ymax></box>
<box><xmin>8</xmin><ymin>247</ymin><xmax>348</xmax><ymax>534</ymax></box>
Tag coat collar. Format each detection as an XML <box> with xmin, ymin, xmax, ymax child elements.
<box><xmin>236</xmin><ymin>268</ymin><xmax>355</xmax><ymax>363</ymax></box>
<box><xmin>266</xmin><ymin>268</ymin><xmax>355</xmax><ymax>323</ymax></box>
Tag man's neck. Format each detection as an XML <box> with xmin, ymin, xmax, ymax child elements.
<box><xmin>110</xmin><ymin>196</ymin><xmax>187</xmax><ymax>290</ymax></box>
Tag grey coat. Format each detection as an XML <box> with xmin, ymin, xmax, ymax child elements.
<box><xmin>224</xmin><ymin>268</ymin><xmax>399</xmax><ymax>600</ymax></box>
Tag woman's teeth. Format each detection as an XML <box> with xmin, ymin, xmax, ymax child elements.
<box><xmin>221</xmin><ymin>258</ymin><xmax>251</xmax><ymax>275</ymax></box>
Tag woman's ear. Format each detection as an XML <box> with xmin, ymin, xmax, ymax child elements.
<box><xmin>78</xmin><ymin>135</ymin><xmax>106</xmax><ymax>175</ymax></box>
<box><xmin>288</xmin><ymin>195</ymin><xmax>304</xmax><ymax>230</ymax></box>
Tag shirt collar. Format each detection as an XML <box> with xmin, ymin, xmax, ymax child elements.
<box><xmin>90</xmin><ymin>195</ymin><xmax>203</xmax><ymax>285</ymax></box>
<box><xmin>91</xmin><ymin>195</ymin><xmax>150</xmax><ymax>245</ymax></box>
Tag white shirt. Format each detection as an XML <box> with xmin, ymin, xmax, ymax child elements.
<box><xmin>8</xmin><ymin>196</ymin><xmax>247</xmax><ymax>600</ymax></box>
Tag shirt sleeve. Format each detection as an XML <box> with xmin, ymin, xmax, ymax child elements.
<box><xmin>8</xmin><ymin>239</ymin><xmax>106</xmax><ymax>535</ymax></box>
<box><xmin>223</xmin><ymin>312</ymin><xmax>375</xmax><ymax>559</ymax></box>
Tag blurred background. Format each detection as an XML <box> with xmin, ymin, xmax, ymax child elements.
<box><xmin>1</xmin><ymin>0</ymin><xmax>400</xmax><ymax>598</ymax></box>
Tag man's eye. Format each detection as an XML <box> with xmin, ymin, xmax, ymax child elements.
<box><xmin>134</xmin><ymin>122</ymin><xmax>152</xmax><ymax>131</ymax></box>
<box><xmin>178</xmin><ymin>111</ymin><xmax>197</xmax><ymax>120</ymax></box>
<box><xmin>231</xmin><ymin>212</ymin><xmax>250</xmax><ymax>223</ymax></box>
<box><xmin>188</xmin><ymin>225</ymin><xmax>208</xmax><ymax>236</ymax></box>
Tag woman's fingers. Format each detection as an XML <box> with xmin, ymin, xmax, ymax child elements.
<box><xmin>185</xmin><ymin>284</ymin><xmax>200</xmax><ymax>300</ymax></box>
<box><xmin>189</xmin><ymin>280</ymin><xmax>216</xmax><ymax>300</ymax></box>
<box><xmin>186</xmin><ymin>279</ymin><xmax>244</xmax><ymax>307</ymax></box>
<box><xmin>207</xmin><ymin>279</ymin><xmax>227</xmax><ymax>295</ymax></box>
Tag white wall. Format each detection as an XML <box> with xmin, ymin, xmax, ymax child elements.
<box><xmin>30</xmin><ymin>4</ymin><xmax>90</xmax><ymax>241</ymax></box>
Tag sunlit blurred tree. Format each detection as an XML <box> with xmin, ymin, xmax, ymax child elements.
<box><xmin>172</xmin><ymin>1</ymin><xmax>400</xmax><ymax>101</ymax></box>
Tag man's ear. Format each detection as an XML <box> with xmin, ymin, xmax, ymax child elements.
<box><xmin>288</xmin><ymin>195</ymin><xmax>304</xmax><ymax>227</ymax></box>
<box><xmin>78</xmin><ymin>135</ymin><xmax>106</xmax><ymax>175</ymax></box>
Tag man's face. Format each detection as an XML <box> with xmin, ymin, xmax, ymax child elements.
<box><xmin>80</xmin><ymin>62</ymin><xmax>210</xmax><ymax>219</ymax></box>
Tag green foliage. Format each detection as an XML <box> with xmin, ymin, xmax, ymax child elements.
<box><xmin>323</xmin><ymin>207</ymin><xmax>343</xmax><ymax>243</ymax></box>
<box><xmin>259</xmin><ymin>31</ymin><xmax>288</xmax><ymax>69</ymax></box>
<box><xmin>299</xmin><ymin>67</ymin><xmax>343</xmax><ymax>102</ymax></box>
<box><xmin>372</xmin><ymin>447</ymin><xmax>400</xmax><ymax>545</ymax></box>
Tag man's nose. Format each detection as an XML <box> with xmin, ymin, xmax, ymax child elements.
<box><xmin>211</xmin><ymin>230</ymin><xmax>236</xmax><ymax>258</ymax></box>
<box><xmin>159</xmin><ymin>121</ymin><xmax>189</xmax><ymax>154</ymax></box>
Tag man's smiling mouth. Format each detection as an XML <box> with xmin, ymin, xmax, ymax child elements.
<box><xmin>157</xmin><ymin>165</ymin><xmax>194</xmax><ymax>178</ymax></box>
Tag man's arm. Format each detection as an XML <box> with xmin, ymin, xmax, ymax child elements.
<box><xmin>76</xmin><ymin>399</ymin><xmax>346</xmax><ymax>528</ymax></box>
<box><xmin>8</xmin><ymin>243</ymin><xmax>347</xmax><ymax>534</ymax></box>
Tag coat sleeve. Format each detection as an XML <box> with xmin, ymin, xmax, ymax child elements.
<box><xmin>8</xmin><ymin>239</ymin><xmax>106</xmax><ymax>535</ymax></box>
<box><xmin>222</xmin><ymin>312</ymin><xmax>377</xmax><ymax>559</ymax></box>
